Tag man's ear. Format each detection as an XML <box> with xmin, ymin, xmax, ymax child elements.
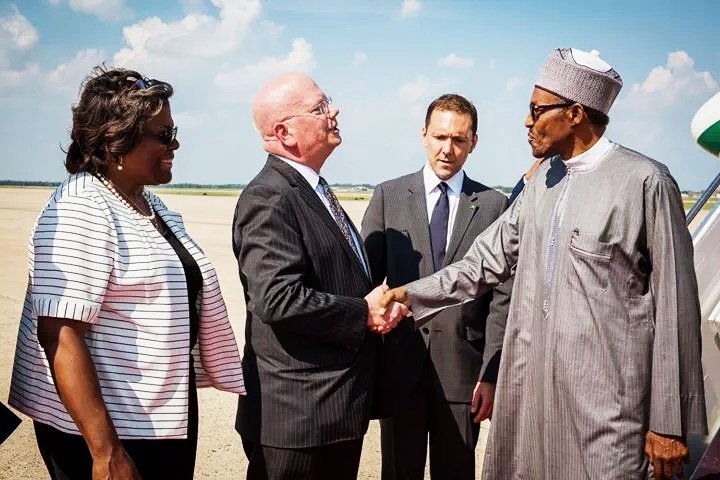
<box><xmin>469</xmin><ymin>133</ymin><xmax>478</xmax><ymax>153</ymax></box>
<box><xmin>273</xmin><ymin>122</ymin><xmax>296</xmax><ymax>147</ymax></box>
<box><xmin>568</xmin><ymin>104</ymin><xmax>585</xmax><ymax>126</ymax></box>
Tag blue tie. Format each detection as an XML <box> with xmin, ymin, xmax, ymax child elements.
<box><xmin>429</xmin><ymin>182</ymin><xmax>449</xmax><ymax>272</ymax></box>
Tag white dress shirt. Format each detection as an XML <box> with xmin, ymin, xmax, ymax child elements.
<box><xmin>277</xmin><ymin>156</ymin><xmax>368</xmax><ymax>275</ymax></box>
<box><xmin>423</xmin><ymin>163</ymin><xmax>465</xmax><ymax>245</ymax></box>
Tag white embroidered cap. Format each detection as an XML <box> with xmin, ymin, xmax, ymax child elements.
<box><xmin>536</xmin><ymin>48</ymin><xmax>623</xmax><ymax>115</ymax></box>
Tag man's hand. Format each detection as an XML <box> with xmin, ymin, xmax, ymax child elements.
<box><xmin>470</xmin><ymin>381</ymin><xmax>495</xmax><ymax>423</ymax></box>
<box><xmin>365</xmin><ymin>285</ymin><xmax>409</xmax><ymax>334</ymax></box>
<box><xmin>644</xmin><ymin>431</ymin><xmax>689</xmax><ymax>479</ymax></box>
<box><xmin>379</xmin><ymin>286</ymin><xmax>409</xmax><ymax>311</ymax></box>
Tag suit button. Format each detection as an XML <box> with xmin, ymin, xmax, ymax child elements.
<box><xmin>422</xmin><ymin>327</ymin><xmax>430</xmax><ymax>334</ymax></box>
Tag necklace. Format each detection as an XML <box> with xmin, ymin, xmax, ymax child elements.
<box><xmin>95</xmin><ymin>172</ymin><xmax>156</xmax><ymax>221</ymax></box>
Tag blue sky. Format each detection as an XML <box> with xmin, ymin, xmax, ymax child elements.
<box><xmin>1</xmin><ymin>0</ymin><xmax>719</xmax><ymax>190</ymax></box>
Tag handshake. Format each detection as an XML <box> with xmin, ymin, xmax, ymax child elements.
<box><xmin>364</xmin><ymin>285</ymin><xmax>411</xmax><ymax>334</ymax></box>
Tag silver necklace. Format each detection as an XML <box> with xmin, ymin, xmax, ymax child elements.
<box><xmin>95</xmin><ymin>172</ymin><xmax>156</xmax><ymax>221</ymax></box>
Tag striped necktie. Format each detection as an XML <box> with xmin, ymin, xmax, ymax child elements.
<box><xmin>318</xmin><ymin>177</ymin><xmax>363</xmax><ymax>262</ymax></box>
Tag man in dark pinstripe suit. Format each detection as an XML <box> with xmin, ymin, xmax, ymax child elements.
<box><xmin>362</xmin><ymin>94</ymin><xmax>512</xmax><ymax>480</ymax></box>
<box><xmin>232</xmin><ymin>72</ymin><xmax>407</xmax><ymax>480</ymax></box>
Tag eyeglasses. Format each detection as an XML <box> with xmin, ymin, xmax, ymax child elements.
<box><xmin>151</xmin><ymin>126</ymin><xmax>178</xmax><ymax>146</ymax></box>
<box><xmin>281</xmin><ymin>96</ymin><xmax>333</xmax><ymax>122</ymax></box>
<box><xmin>528</xmin><ymin>102</ymin><xmax>574</xmax><ymax>122</ymax></box>
<box><xmin>309</xmin><ymin>97</ymin><xmax>332</xmax><ymax>116</ymax></box>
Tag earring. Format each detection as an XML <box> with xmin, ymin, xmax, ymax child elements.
<box><xmin>117</xmin><ymin>156</ymin><xmax>123</xmax><ymax>171</ymax></box>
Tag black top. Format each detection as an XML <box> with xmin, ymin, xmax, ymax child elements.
<box><xmin>162</xmin><ymin>226</ymin><xmax>202</xmax><ymax>351</ymax></box>
<box><xmin>0</xmin><ymin>402</ymin><xmax>21</xmax><ymax>445</ymax></box>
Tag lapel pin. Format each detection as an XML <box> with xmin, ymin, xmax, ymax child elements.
<box><xmin>469</xmin><ymin>204</ymin><xmax>476</xmax><ymax>210</ymax></box>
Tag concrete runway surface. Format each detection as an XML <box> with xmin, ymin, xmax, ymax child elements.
<box><xmin>0</xmin><ymin>187</ymin><xmax>490</xmax><ymax>479</ymax></box>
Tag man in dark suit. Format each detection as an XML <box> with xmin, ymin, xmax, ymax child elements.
<box><xmin>508</xmin><ymin>157</ymin><xmax>544</xmax><ymax>204</ymax></box>
<box><xmin>233</xmin><ymin>72</ymin><xmax>407</xmax><ymax>480</ymax></box>
<box><xmin>362</xmin><ymin>94</ymin><xmax>512</xmax><ymax>480</ymax></box>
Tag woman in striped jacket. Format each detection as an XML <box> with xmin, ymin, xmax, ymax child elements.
<box><xmin>9</xmin><ymin>66</ymin><xmax>245</xmax><ymax>479</ymax></box>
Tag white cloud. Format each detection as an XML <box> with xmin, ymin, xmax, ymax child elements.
<box><xmin>66</xmin><ymin>0</ymin><xmax>132</xmax><ymax>21</ymax></box>
<box><xmin>505</xmin><ymin>76</ymin><xmax>524</xmax><ymax>93</ymax></box>
<box><xmin>437</xmin><ymin>53</ymin><xmax>474</xmax><ymax>69</ymax></box>
<box><xmin>400</xmin><ymin>0</ymin><xmax>421</xmax><ymax>17</ymax></box>
<box><xmin>0</xmin><ymin>63</ymin><xmax>39</xmax><ymax>89</ymax></box>
<box><xmin>353</xmin><ymin>51</ymin><xmax>368</xmax><ymax>65</ymax></box>
<box><xmin>611</xmin><ymin>50</ymin><xmax>719</xmax><ymax>157</ymax></box>
<box><xmin>0</xmin><ymin>7</ymin><xmax>40</xmax><ymax>91</ymax></box>
<box><xmin>398</xmin><ymin>75</ymin><xmax>453</xmax><ymax>104</ymax></box>
<box><xmin>629</xmin><ymin>50</ymin><xmax>718</xmax><ymax>108</ymax></box>
<box><xmin>214</xmin><ymin>37</ymin><xmax>315</xmax><ymax>90</ymax></box>
<box><xmin>399</xmin><ymin>76</ymin><xmax>430</xmax><ymax>102</ymax></box>
<box><xmin>0</xmin><ymin>7</ymin><xmax>38</xmax><ymax>52</ymax></box>
<box><xmin>114</xmin><ymin>0</ymin><xmax>262</xmax><ymax>74</ymax></box>
<box><xmin>45</xmin><ymin>48</ymin><xmax>106</xmax><ymax>90</ymax></box>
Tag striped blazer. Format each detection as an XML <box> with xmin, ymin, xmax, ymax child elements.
<box><xmin>9</xmin><ymin>172</ymin><xmax>244</xmax><ymax>439</ymax></box>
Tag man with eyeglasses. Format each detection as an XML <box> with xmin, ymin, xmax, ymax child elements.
<box><xmin>378</xmin><ymin>48</ymin><xmax>707</xmax><ymax>479</ymax></box>
<box><xmin>232</xmin><ymin>72</ymin><xmax>407</xmax><ymax>480</ymax></box>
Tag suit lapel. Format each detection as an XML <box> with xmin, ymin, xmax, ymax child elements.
<box><xmin>443</xmin><ymin>176</ymin><xmax>479</xmax><ymax>266</ymax></box>
<box><xmin>152</xmin><ymin>200</ymin><xmax>187</xmax><ymax>243</ymax></box>
<box><xmin>268</xmin><ymin>156</ymin><xmax>370</xmax><ymax>282</ymax></box>
<box><xmin>407</xmin><ymin>171</ymin><xmax>434</xmax><ymax>277</ymax></box>
<box><xmin>268</xmin><ymin>157</ymin><xmax>340</xmax><ymax>233</ymax></box>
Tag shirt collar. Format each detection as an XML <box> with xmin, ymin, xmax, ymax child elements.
<box><xmin>563</xmin><ymin>136</ymin><xmax>614</xmax><ymax>172</ymax></box>
<box><xmin>423</xmin><ymin>163</ymin><xmax>465</xmax><ymax>195</ymax></box>
<box><xmin>276</xmin><ymin>155</ymin><xmax>321</xmax><ymax>189</ymax></box>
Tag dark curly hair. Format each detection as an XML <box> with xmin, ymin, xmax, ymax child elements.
<box><xmin>65</xmin><ymin>66</ymin><xmax>174</xmax><ymax>174</ymax></box>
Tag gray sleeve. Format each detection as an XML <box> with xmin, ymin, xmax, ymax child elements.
<box><xmin>646</xmin><ymin>173</ymin><xmax>708</xmax><ymax>436</ymax></box>
<box><xmin>406</xmin><ymin>189</ymin><xmax>522</xmax><ymax>322</ymax></box>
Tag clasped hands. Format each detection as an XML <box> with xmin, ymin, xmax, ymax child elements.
<box><xmin>364</xmin><ymin>285</ymin><xmax>411</xmax><ymax>334</ymax></box>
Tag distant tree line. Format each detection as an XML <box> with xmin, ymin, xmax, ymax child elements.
<box><xmin>330</xmin><ymin>183</ymin><xmax>376</xmax><ymax>189</ymax></box>
<box><xmin>0</xmin><ymin>180</ymin><xmax>377</xmax><ymax>189</ymax></box>
<box><xmin>0</xmin><ymin>180</ymin><xmax>61</xmax><ymax>187</ymax></box>
<box><xmin>1</xmin><ymin>180</ymin><xmax>711</xmax><ymax>196</ymax></box>
<box><xmin>155</xmin><ymin>183</ymin><xmax>247</xmax><ymax>189</ymax></box>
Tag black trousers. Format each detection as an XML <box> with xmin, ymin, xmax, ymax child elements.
<box><xmin>34</xmin><ymin>382</ymin><xmax>198</xmax><ymax>480</ymax></box>
<box><xmin>380</xmin><ymin>362</ymin><xmax>480</xmax><ymax>480</ymax></box>
<box><xmin>0</xmin><ymin>401</ymin><xmax>21</xmax><ymax>445</ymax></box>
<box><xmin>242</xmin><ymin>436</ymin><xmax>364</xmax><ymax>480</ymax></box>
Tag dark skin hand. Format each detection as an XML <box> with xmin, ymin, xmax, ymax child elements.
<box><xmin>645</xmin><ymin>431</ymin><xmax>689</xmax><ymax>479</ymax></box>
<box><xmin>37</xmin><ymin>317</ymin><xmax>142</xmax><ymax>480</ymax></box>
<box><xmin>379</xmin><ymin>286</ymin><xmax>410</xmax><ymax>310</ymax></box>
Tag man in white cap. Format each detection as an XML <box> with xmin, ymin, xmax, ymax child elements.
<box><xmin>379</xmin><ymin>48</ymin><xmax>707</xmax><ymax>479</ymax></box>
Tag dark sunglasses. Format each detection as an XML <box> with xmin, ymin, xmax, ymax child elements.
<box><xmin>528</xmin><ymin>102</ymin><xmax>574</xmax><ymax>122</ymax></box>
<box><xmin>127</xmin><ymin>76</ymin><xmax>158</xmax><ymax>90</ymax></box>
<box><xmin>151</xmin><ymin>126</ymin><xmax>178</xmax><ymax>146</ymax></box>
